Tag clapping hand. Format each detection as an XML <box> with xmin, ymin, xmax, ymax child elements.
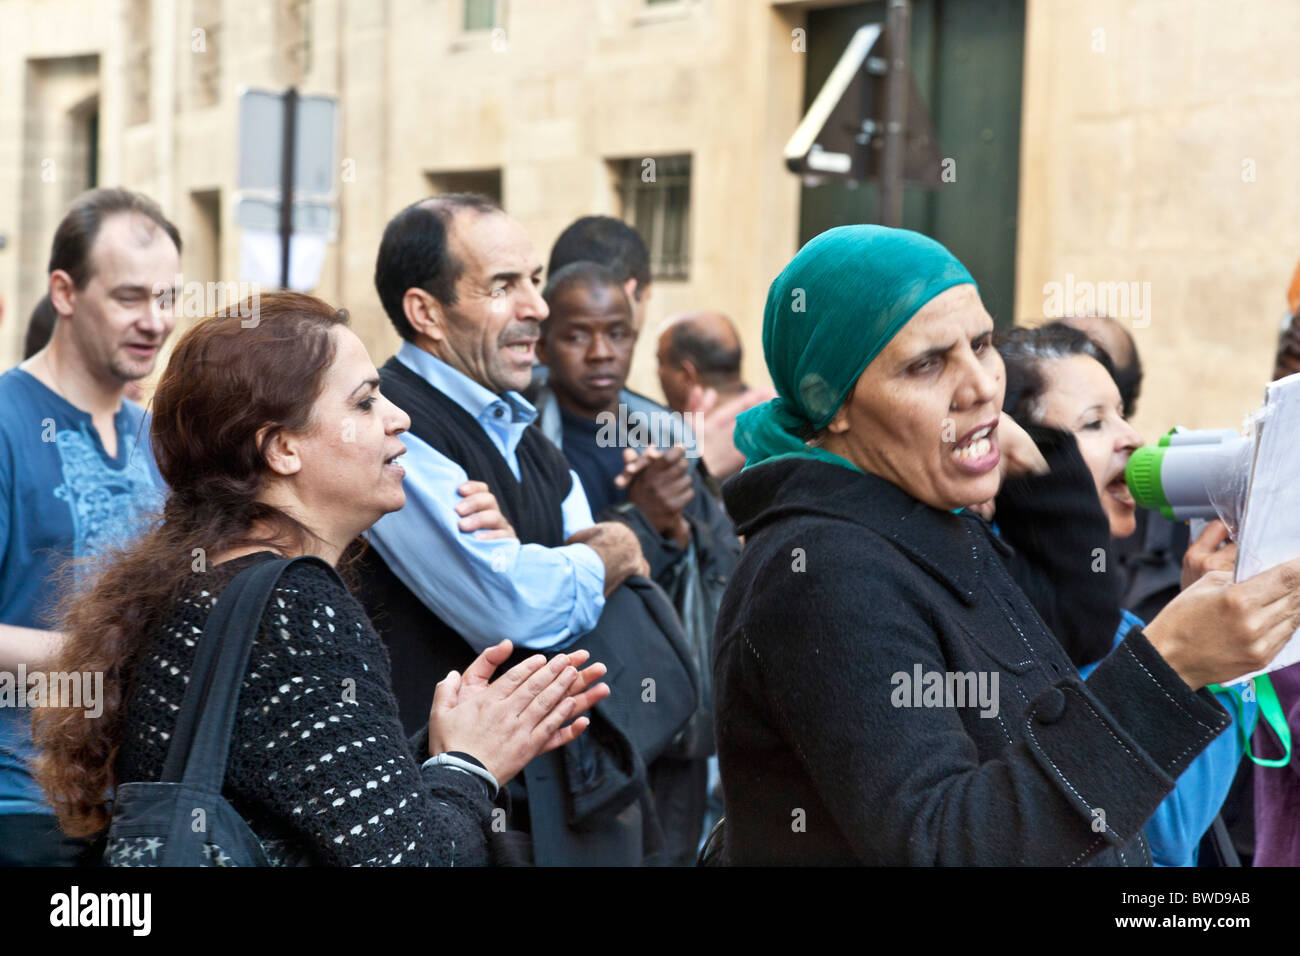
<box><xmin>428</xmin><ymin>639</ymin><xmax>611</xmax><ymax>786</ymax></box>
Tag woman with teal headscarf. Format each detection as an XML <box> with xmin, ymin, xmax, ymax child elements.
<box><xmin>709</xmin><ymin>225</ymin><xmax>1300</xmax><ymax>866</ymax></box>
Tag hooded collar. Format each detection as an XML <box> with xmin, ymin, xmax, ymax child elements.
<box><xmin>723</xmin><ymin>456</ymin><xmax>1002</xmax><ymax>605</ymax></box>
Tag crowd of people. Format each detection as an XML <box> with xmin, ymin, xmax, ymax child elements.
<box><xmin>0</xmin><ymin>185</ymin><xmax>1297</xmax><ymax>866</ymax></box>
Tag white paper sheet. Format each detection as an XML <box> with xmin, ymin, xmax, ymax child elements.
<box><xmin>1229</xmin><ymin>370</ymin><xmax>1300</xmax><ymax>681</ymax></box>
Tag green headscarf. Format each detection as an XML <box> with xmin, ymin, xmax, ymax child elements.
<box><xmin>735</xmin><ymin>225</ymin><xmax>976</xmax><ymax>473</ymax></box>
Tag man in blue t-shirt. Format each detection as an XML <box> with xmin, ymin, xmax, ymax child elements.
<box><xmin>0</xmin><ymin>188</ymin><xmax>179</xmax><ymax>865</ymax></box>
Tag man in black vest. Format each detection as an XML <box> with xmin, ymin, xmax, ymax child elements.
<box><xmin>359</xmin><ymin>193</ymin><xmax>659</xmax><ymax>864</ymax></box>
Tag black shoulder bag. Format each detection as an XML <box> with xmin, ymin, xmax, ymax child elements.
<box><xmin>103</xmin><ymin>556</ymin><xmax>336</xmax><ymax>867</ymax></box>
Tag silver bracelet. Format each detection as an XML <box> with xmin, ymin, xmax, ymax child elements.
<box><xmin>422</xmin><ymin>752</ymin><xmax>499</xmax><ymax>799</ymax></box>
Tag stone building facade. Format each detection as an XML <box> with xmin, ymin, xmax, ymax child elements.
<box><xmin>1</xmin><ymin>0</ymin><xmax>1298</xmax><ymax>439</ymax></box>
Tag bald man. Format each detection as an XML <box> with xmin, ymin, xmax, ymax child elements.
<box><xmin>656</xmin><ymin>311</ymin><xmax>746</xmax><ymax>414</ymax></box>
<box><xmin>657</xmin><ymin>311</ymin><xmax>775</xmax><ymax>484</ymax></box>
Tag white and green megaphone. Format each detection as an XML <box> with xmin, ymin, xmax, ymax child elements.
<box><xmin>1125</xmin><ymin>428</ymin><xmax>1250</xmax><ymax>523</ymax></box>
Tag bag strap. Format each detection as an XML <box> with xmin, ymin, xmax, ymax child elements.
<box><xmin>1244</xmin><ymin>674</ymin><xmax>1292</xmax><ymax>768</ymax></box>
<box><xmin>1206</xmin><ymin>814</ymin><xmax>1242</xmax><ymax>867</ymax></box>
<box><xmin>160</xmin><ymin>555</ymin><xmax>337</xmax><ymax>789</ymax></box>
<box><xmin>1208</xmin><ymin>674</ymin><xmax>1292</xmax><ymax>768</ymax></box>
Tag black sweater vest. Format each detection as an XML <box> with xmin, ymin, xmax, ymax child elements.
<box><xmin>356</xmin><ymin>356</ymin><xmax>574</xmax><ymax>734</ymax></box>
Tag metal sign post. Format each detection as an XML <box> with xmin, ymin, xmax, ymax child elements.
<box><xmin>237</xmin><ymin>87</ymin><xmax>337</xmax><ymax>292</ymax></box>
<box><xmin>880</xmin><ymin>0</ymin><xmax>912</xmax><ymax>227</ymax></box>
<box><xmin>783</xmin><ymin>9</ymin><xmax>941</xmax><ymax>217</ymax></box>
<box><xmin>278</xmin><ymin>86</ymin><xmax>298</xmax><ymax>290</ymax></box>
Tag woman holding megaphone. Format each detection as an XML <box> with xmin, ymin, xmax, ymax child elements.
<box><xmin>711</xmin><ymin>226</ymin><xmax>1300</xmax><ymax>865</ymax></box>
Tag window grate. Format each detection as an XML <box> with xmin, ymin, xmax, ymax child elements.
<box><xmin>617</xmin><ymin>154</ymin><xmax>691</xmax><ymax>281</ymax></box>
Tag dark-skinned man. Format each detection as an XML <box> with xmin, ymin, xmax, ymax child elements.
<box><xmin>530</xmin><ymin>261</ymin><xmax>740</xmax><ymax>865</ymax></box>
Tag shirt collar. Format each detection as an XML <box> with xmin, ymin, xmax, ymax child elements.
<box><xmin>395</xmin><ymin>341</ymin><xmax>537</xmax><ymax>425</ymax></box>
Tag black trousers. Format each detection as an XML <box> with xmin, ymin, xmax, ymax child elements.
<box><xmin>648</xmin><ymin>756</ymin><xmax>709</xmax><ymax>867</ymax></box>
<box><xmin>0</xmin><ymin>813</ymin><xmax>92</xmax><ymax>866</ymax></box>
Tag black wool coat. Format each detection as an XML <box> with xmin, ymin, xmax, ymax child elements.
<box><xmin>712</xmin><ymin>456</ymin><xmax>1230</xmax><ymax>865</ymax></box>
<box><xmin>993</xmin><ymin>425</ymin><xmax>1123</xmax><ymax>668</ymax></box>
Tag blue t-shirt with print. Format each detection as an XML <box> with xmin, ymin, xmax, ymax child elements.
<box><xmin>0</xmin><ymin>367</ymin><xmax>164</xmax><ymax>815</ymax></box>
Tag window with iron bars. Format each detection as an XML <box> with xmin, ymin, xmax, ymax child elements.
<box><xmin>615</xmin><ymin>154</ymin><xmax>691</xmax><ymax>281</ymax></box>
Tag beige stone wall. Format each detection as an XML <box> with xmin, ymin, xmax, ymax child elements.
<box><xmin>18</xmin><ymin>0</ymin><xmax>1292</xmax><ymax>440</ymax></box>
<box><xmin>1016</xmin><ymin>0</ymin><xmax>1300</xmax><ymax>441</ymax></box>
<box><xmin>0</xmin><ymin>0</ymin><xmax>110</xmax><ymax>363</ymax></box>
<box><xmin>337</xmin><ymin>0</ymin><xmax>805</xmax><ymax>399</ymax></box>
<box><xmin>0</xmin><ymin>0</ymin><xmax>806</xmax><ymax>403</ymax></box>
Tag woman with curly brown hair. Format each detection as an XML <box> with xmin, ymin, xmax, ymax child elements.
<box><xmin>33</xmin><ymin>291</ymin><xmax>607</xmax><ymax>866</ymax></box>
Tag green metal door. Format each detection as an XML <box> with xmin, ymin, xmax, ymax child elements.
<box><xmin>799</xmin><ymin>0</ymin><xmax>1026</xmax><ymax>325</ymax></box>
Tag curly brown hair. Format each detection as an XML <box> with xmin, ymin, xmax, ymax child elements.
<box><xmin>33</xmin><ymin>291</ymin><xmax>350</xmax><ymax>837</ymax></box>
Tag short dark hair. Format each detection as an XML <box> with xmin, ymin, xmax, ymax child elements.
<box><xmin>374</xmin><ymin>192</ymin><xmax>502</xmax><ymax>341</ymax></box>
<box><xmin>23</xmin><ymin>294</ymin><xmax>58</xmax><ymax>360</ymax></box>
<box><xmin>996</xmin><ymin>322</ymin><xmax>1118</xmax><ymax>426</ymax></box>
<box><xmin>665</xmin><ymin>320</ymin><xmax>741</xmax><ymax>379</ymax></box>
<box><xmin>48</xmin><ymin>188</ymin><xmax>181</xmax><ymax>289</ymax></box>
<box><xmin>540</xmin><ymin>261</ymin><xmax>628</xmax><ymax>339</ymax></box>
<box><xmin>548</xmin><ymin>216</ymin><xmax>650</xmax><ymax>300</ymax></box>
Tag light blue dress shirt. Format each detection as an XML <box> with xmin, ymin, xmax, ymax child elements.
<box><xmin>365</xmin><ymin>343</ymin><xmax>606</xmax><ymax>652</ymax></box>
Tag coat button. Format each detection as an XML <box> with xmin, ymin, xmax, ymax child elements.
<box><xmin>1036</xmin><ymin>688</ymin><xmax>1067</xmax><ymax>724</ymax></box>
